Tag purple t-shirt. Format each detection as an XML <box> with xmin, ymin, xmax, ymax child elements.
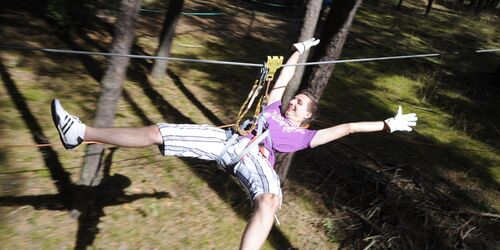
<box><xmin>243</xmin><ymin>101</ymin><xmax>317</xmax><ymax>167</ymax></box>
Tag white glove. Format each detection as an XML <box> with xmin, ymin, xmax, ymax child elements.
<box><xmin>384</xmin><ymin>106</ymin><xmax>418</xmax><ymax>133</ymax></box>
<box><xmin>293</xmin><ymin>38</ymin><xmax>320</xmax><ymax>55</ymax></box>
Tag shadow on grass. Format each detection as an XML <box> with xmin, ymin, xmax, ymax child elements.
<box><xmin>290</xmin><ymin>137</ymin><xmax>500</xmax><ymax>249</ymax></box>
<box><xmin>0</xmin><ymin>57</ymin><xmax>73</xmax><ymax>204</ymax></box>
<box><xmin>0</xmin><ymin>56</ymin><xmax>169</xmax><ymax>249</ymax></box>
<box><xmin>0</xmin><ymin>148</ymin><xmax>170</xmax><ymax>250</ymax></box>
<box><xmin>167</xmin><ymin>69</ymin><xmax>224</xmax><ymax>125</ymax></box>
<box><xmin>72</xmin><ymin>147</ymin><xmax>170</xmax><ymax>250</ymax></box>
<box><xmin>340</xmin><ymin>4</ymin><xmax>500</xmax><ymax>188</ymax></box>
<box><xmin>40</xmin><ymin>3</ymin><xmax>109</xmax><ymax>83</ymax></box>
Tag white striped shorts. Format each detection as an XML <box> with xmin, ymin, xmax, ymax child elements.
<box><xmin>157</xmin><ymin>123</ymin><xmax>282</xmax><ymax>202</ymax></box>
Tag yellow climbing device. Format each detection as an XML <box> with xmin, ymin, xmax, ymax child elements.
<box><xmin>264</xmin><ymin>56</ymin><xmax>283</xmax><ymax>82</ymax></box>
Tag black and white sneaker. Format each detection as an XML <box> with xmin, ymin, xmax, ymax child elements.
<box><xmin>51</xmin><ymin>99</ymin><xmax>86</xmax><ymax>149</ymax></box>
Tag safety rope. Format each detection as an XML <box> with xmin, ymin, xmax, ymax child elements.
<box><xmin>233</xmin><ymin>64</ymin><xmax>269</xmax><ymax>135</ymax></box>
<box><xmin>233</xmin><ymin>56</ymin><xmax>283</xmax><ymax>135</ymax></box>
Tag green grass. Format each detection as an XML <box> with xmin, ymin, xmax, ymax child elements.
<box><xmin>0</xmin><ymin>0</ymin><xmax>499</xmax><ymax>249</ymax></box>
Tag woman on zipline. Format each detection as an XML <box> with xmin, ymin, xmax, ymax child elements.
<box><xmin>51</xmin><ymin>38</ymin><xmax>417</xmax><ymax>250</ymax></box>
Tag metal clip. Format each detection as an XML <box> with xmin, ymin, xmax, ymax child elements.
<box><xmin>265</xmin><ymin>56</ymin><xmax>283</xmax><ymax>81</ymax></box>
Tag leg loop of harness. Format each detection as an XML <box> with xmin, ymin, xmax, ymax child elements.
<box><xmin>216</xmin><ymin>130</ymin><xmax>271</xmax><ymax>169</ymax></box>
<box><xmin>216</xmin><ymin>131</ymin><xmax>239</xmax><ymax>168</ymax></box>
<box><xmin>228</xmin><ymin>130</ymin><xmax>270</xmax><ymax>166</ymax></box>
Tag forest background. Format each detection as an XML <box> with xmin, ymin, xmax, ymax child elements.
<box><xmin>0</xmin><ymin>0</ymin><xmax>499</xmax><ymax>249</ymax></box>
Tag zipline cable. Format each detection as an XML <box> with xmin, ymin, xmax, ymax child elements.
<box><xmin>284</xmin><ymin>53</ymin><xmax>440</xmax><ymax>66</ymax></box>
<box><xmin>283</xmin><ymin>49</ymin><xmax>500</xmax><ymax>67</ymax></box>
<box><xmin>1</xmin><ymin>45</ymin><xmax>499</xmax><ymax>68</ymax></box>
<box><xmin>0</xmin><ymin>45</ymin><xmax>263</xmax><ymax>68</ymax></box>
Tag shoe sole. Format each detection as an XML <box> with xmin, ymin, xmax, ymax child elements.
<box><xmin>51</xmin><ymin>100</ymin><xmax>74</xmax><ymax>150</ymax></box>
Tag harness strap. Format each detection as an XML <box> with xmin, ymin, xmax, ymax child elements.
<box><xmin>217</xmin><ymin>133</ymin><xmax>239</xmax><ymax>166</ymax></box>
<box><xmin>233</xmin><ymin>65</ymin><xmax>268</xmax><ymax>135</ymax></box>
<box><xmin>217</xmin><ymin>130</ymin><xmax>270</xmax><ymax>168</ymax></box>
<box><xmin>229</xmin><ymin>130</ymin><xmax>270</xmax><ymax>166</ymax></box>
<box><xmin>256</xmin><ymin>111</ymin><xmax>266</xmax><ymax>136</ymax></box>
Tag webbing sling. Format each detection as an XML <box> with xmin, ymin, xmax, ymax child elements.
<box><xmin>216</xmin><ymin>129</ymin><xmax>270</xmax><ymax>168</ymax></box>
<box><xmin>229</xmin><ymin>129</ymin><xmax>270</xmax><ymax>167</ymax></box>
<box><xmin>233</xmin><ymin>56</ymin><xmax>283</xmax><ymax>135</ymax></box>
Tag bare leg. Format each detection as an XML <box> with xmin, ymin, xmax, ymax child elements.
<box><xmin>239</xmin><ymin>194</ymin><xmax>281</xmax><ymax>250</ymax></box>
<box><xmin>84</xmin><ymin>125</ymin><xmax>163</xmax><ymax>147</ymax></box>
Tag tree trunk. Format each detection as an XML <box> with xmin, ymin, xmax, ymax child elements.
<box><xmin>397</xmin><ymin>0</ymin><xmax>404</xmax><ymax>9</ymax></box>
<box><xmin>277</xmin><ymin>0</ymin><xmax>363</xmax><ymax>184</ymax></box>
<box><xmin>275</xmin><ymin>152</ymin><xmax>295</xmax><ymax>185</ymax></box>
<box><xmin>80</xmin><ymin>0</ymin><xmax>142</xmax><ymax>187</ymax></box>
<box><xmin>307</xmin><ymin>0</ymin><xmax>363</xmax><ymax>100</ymax></box>
<box><xmin>275</xmin><ymin>0</ymin><xmax>322</xmax><ymax>185</ymax></box>
<box><xmin>425</xmin><ymin>0</ymin><xmax>434</xmax><ymax>16</ymax></box>
<box><xmin>281</xmin><ymin>0</ymin><xmax>323</xmax><ymax>114</ymax></box>
<box><xmin>151</xmin><ymin>0</ymin><xmax>184</xmax><ymax>79</ymax></box>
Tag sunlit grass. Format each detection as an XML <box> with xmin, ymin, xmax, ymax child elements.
<box><xmin>0</xmin><ymin>0</ymin><xmax>499</xmax><ymax>248</ymax></box>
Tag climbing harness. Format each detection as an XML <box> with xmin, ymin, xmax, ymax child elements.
<box><xmin>215</xmin><ymin>56</ymin><xmax>283</xmax><ymax>226</ymax></box>
<box><xmin>217</xmin><ymin>56</ymin><xmax>283</xmax><ymax>167</ymax></box>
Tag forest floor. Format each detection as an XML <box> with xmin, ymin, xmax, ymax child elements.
<box><xmin>0</xmin><ymin>0</ymin><xmax>499</xmax><ymax>249</ymax></box>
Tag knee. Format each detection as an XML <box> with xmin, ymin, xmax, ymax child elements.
<box><xmin>254</xmin><ymin>194</ymin><xmax>280</xmax><ymax>217</ymax></box>
<box><xmin>146</xmin><ymin>125</ymin><xmax>163</xmax><ymax>145</ymax></box>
